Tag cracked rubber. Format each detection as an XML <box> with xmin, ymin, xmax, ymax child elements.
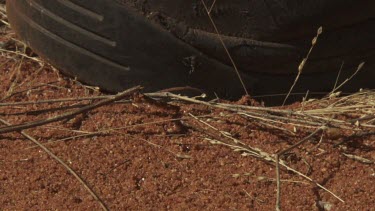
<box><xmin>6</xmin><ymin>0</ymin><xmax>375</xmax><ymax>103</ymax></box>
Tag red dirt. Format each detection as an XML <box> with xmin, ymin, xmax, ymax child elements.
<box><xmin>1</xmin><ymin>16</ymin><xmax>375</xmax><ymax>211</ymax></box>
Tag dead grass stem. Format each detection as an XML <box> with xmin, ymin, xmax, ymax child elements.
<box><xmin>0</xmin><ymin>118</ymin><xmax>109</xmax><ymax>211</ymax></box>
<box><xmin>283</xmin><ymin>27</ymin><xmax>323</xmax><ymax>105</ymax></box>
<box><xmin>200</xmin><ymin>0</ymin><xmax>249</xmax><ymax>95</ymax></box>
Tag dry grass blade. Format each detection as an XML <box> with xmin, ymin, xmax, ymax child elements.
<box><xmin>186</xmin><ymin>115</ymin><xmax>343</xmax><ymax>205</ymax></box>
<box><xmin>0</xmin><ymin>86</ymin><xmax>142</xmax><ymax>134</ymax></box>
<box><xmin>330</xmin><ymin>62</ymin><xmax>365</xmax><ymax>93</ymax></box>
<box><xmin>25</xmin><ymin>115</ymin><xmax>211</xmax><ymax>149</ymax></box>
<box><xmin>0</xmin><ymin>118</ymin><xmax>109</xmax><ymax>211</ymax></box>
<box><xmin>283</xmin><ymin>27</ymin><xmax>323</xmax><ymax>105</ymax></box>
<box><xmin>3</xmin><ymin>57</ymin><xmax>24</xmax><ymax>101</ymax></box>
<box><xmin>208</xmin><ymin>0</ymin><xmax>218</xmax><ymax>14</ymax></box>
<box><xmin>275</xmin><ymin>126</ymin><xmax>343</xmax><ymax>210</ymax></box>
<box><xmin>331</xmin><ymin>61</ymin><xmax>345</xmax><ymax>95</ymax></box>
<box><xmin>0</xmin><ymin>81</ymin><xmax>60</xmax><ymax>102</ymax></box>
<box><xmin>140</xmin><ymin>137</ymin><xmax>191</xmax><ymax>160</ymax></box>
<box><xmin>199</xmin><ymin>0</ymin><xmax>249</xmax><ymax>95</ymax></box>
<box><xmin>342</xmin><ymin>153</ymin><xmax>374</xmax><ymax>164</ymax></box>
<box><xmin>150</xmin><ymin>91</ymin><xmax>375</xmax><ymax>130</ymax></box>
<box><xmin>0</xmin><ymin>95</ymin><xmax>116</xmax><ymax>106</ymax></box>
<box><xmin>0</xmin><ymin>47</ymin><xmax>42</xmax><ymax>63</ymax></box>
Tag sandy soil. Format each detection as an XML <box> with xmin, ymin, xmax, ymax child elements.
<box><xmin>1</xmin><ymin>7</ymin><xmax>375</xmax><ymax>211</ymax></box>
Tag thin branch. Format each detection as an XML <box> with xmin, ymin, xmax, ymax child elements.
<box><xmin>0</xmin><ymin>86</ymin><xmax>142</xmax><ymax>134</ymax></box>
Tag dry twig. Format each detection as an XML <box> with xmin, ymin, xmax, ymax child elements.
<box><xmin>0</xmin><ymin>86</ymin><xmax>141</xmax><ymax>134</ymax></box>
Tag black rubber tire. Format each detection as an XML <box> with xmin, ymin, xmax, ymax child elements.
<box><xmin>6</xmin><ymin>0</ymin><xmax>375</xmax><ymax>103</ymax></box>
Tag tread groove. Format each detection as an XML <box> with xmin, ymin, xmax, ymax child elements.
<box><xmin>57</xmin><ymin>0</ymin><xmax>104</xmax><ymax>22</ymax></box>
<box><xmin>13</xmin><ymin>3</ymin><xmax>130</xmax><ymax>72</ymax></box>
<box><xmin>28</xmin><ymin>0</ymin><xmax>116</xmax><ymax>47</ymax></box>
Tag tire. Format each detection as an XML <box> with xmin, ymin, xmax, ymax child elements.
<box><xmin>6</xmin><ymin>0</ymin><xmax>375</xmax><ymax>103</ymax></box>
